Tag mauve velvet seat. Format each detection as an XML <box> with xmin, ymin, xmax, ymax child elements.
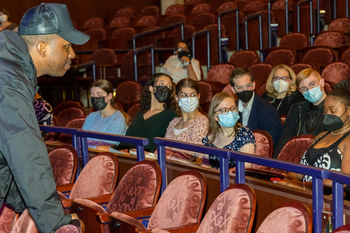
<box><xmin>0</xmin><ymin>205</ymin><xmax>19</xmax><ymax>233</ymax></box>
<box><xmin>256</xmin><ymin>201</ymin><xmax>312</xmax><ymax>233</ymax></box>
<box><xmin>70</xmin><ymin>160</ymin><xmax>162</xmax><ymax>233</ymax></box>
<box><xmin>108</xmin><ymin>171</ymin><xmax>207</xmax><ymax>232</ymax></box>
<box><xmin>49</xmin><ymin>145</ymin><xmax>78</xmax><ymax>186</ymax></box>
<box><xmin>333</xmin><ymin>224</ymin><xmax>350</xmax><ymax>232</ymax></box>
<box><xmin>148</xmin><ymin>184</ymin><xmax>256</xmax><ymax>233</ymax></box>
<box><xmin>10</xmin><ymin>209</ymin><xmax>84</xmax><ymax>233</ymax></box>
<box><xmin>57</xmin><ymin>152</ymin><xmax>119</xmax><ymax>214</ymax></box>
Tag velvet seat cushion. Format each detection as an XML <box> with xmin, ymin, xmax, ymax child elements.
<box><xmin>147</xmin><ymin>174</ymin><xmax>203</xmax><ymax>229</ymax></box>
<box><xmin>70</xmin><ymin>155</ymin><xmax>117</xmax><ymax>199</ymax></box>
<box><xmin>49</xmin><ymin>148</ymin><xmax>75</xmax><ymax>186</ymax></box>
<box><xmin>256</xmin><ymin>207</ymin><xmax>306</xmax><ymax>233</ymax></box>
<box><xmin>0</xmin><ymin>205</ymin><xmax>17</xmax><ymax>233</ymax></box>
<box><xmin>196</xmin><ymin>188</ymin><xmax>252</xmax><ymax>233</ymax></box>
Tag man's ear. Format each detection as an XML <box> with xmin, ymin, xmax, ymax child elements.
<box><xmin>36</xmin><ymin>41</ymin><xmax>48</xmax><ymax>58</ymax></box>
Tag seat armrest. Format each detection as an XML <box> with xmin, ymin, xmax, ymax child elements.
<box><xmin>96</xmin><ymin>212</ymin><xmax>110</xmax><ymax>224</ymax></box>
<box><xmin>62</xmin><ymin>199</ymin><xmax>74</xmax><ymax>209</ymax></box>
<box><xmin>57</xmin><ymin>183</ymin><xmax>74</xmax><ymax>192</ymax></box>
<box><xmin>84</xmin><ymin>194</ymin><xmax>113</xmax><ymax>204</ymax></box>
<box><xmin>122</xmin><ymin>207</ymin><xmax>155</xmax><ymax>218</ymax></box>
<box><xmin>137</xmin><ymin>223</ymin><xmax>201</xmax><ymax>233</ymax></box>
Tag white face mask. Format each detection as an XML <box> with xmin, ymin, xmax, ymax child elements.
<box><xmin>0</xmin><ymin>14</ymin><xmax>8</xmax><ymax>23</ymax></box>
<box><xmin>273</xmin><ymin>80</ymin><xmax>289</xmax><ymax>93</ymax></box>
<box><xmin>178</xmin><ymin>97</ymin><xmax>199</xmax><ymax>113</ymax></box>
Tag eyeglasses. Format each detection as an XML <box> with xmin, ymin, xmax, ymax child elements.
<box><xmin>234</xmin><ymin>83</ymin><xmax>254</xmax><ymax>93</ymax></box>
<box><xmin>273</xmin><ymin>76</ymin><xmax>290</xmax><ymax>81</ymax></box>
<box><xmin>177</xmin><ymin>47</ymin><xmax>189</xmax><ymax>52</ymax></box>
<box><xmin>215</xmin><ymin>105</ymin><xmax>238</xmax><ymax>115</ymax></box>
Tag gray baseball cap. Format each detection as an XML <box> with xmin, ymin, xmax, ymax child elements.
<box><xmin>18</xmin><ymin>3</ymin><xmax>90</xmax><ymax>45</ymax></box>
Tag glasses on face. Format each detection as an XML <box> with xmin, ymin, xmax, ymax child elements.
<box><xmin>234</xmin><ymin>83</ymin><xmax>254</xmax><ymax>93</ymax></box>
<box><xmin>273</xmin><ymin>76</ymin><xmax>290</xmax><ymax>81</ymax></box>
<box><xmin>177</xmin><ymin>47</ymin><xmax>189</xmax><ymax>52</ymax></box>
<box><xmin>299</xmin><ymin>81</ymin><xmax>318</xmax><ymax>93</ymax></box>
<box><xmin>215</xmin><ymin>105</ymin><xmax>238</xmax><ymax>115</ymax></box>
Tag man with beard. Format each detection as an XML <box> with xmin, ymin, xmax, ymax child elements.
<box><xmin>0</xmin><ymin>3</ymin><xmax>89</xmax><ymax>232</ymax></box>
<box><xmin>230</xmin><ymin>67</ymin><xmax>282</xmax><ymax>150</ymax></box>
<box><xmin>160</xmin><ymin>40</ymin><xmax>201</xmax><ymax>83</ymax></box>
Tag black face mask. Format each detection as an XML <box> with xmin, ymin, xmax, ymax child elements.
<box><xmin>91</xmin><ymin>97</ymin><xmax>108</xmax><ymax>110</ymax></box>
<box><xmin>154</xmin><ymin>86</ymin><xmax>173</xmax><ymax>103</ymax></box>
<box><xmin>323</xmin><ymin>109</ymin><xmax>348</xmax><ymax>132</ymax></box>
<box><xmin>177</xmin><ymin>50</ymin><xmax>191</xmax><ymax>60</ymax></box>
<box><xmin>236</xmin><ymin>90</ymin><xmax>253</xmax><ymax>103</ymax></box>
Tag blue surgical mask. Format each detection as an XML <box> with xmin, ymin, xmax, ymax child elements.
<box><xmin>218</xmin><ymin>111</ymin><xmax>240</xmax><ymax>128</ymax></box>
<box><xmin>302</xmin><ymin>86</ymin><xmax>323</xmax><ymax>103</ymax></box>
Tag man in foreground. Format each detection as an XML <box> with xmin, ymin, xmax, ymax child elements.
<box><xmin>0</xmin><ymin>3</ymin><xmax>89</xmax><ymax>232</ymax></box>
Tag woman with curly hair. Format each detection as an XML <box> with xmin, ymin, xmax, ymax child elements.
<box><xmin>262</xmin><ymin>64</ymin><xmax>304</xmax><ymax>116</ymax></box>
<box><xmin>113</xmin><ymin>73</ymin><xmax>178</xmax><ymax>152</ymax></box>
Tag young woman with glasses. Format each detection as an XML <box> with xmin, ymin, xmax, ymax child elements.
<box><xmin>202</xmin><ymin>93</ymin><xmax>256</xmax><ymax>169</ymax></box>
<box><xmin>262</xmin><ymin>64</ymin><xmax>304</xmax><ymax>115</ymax></box>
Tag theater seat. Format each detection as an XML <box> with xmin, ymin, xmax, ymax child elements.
<box><xmin>321</xmin><ymin>61</ymin><xmax>350</xmax><ymax>86</ymax></box>
<box><xmin>108</xmin><ymin>171</ymin><xmax>207</xmax><ymax>232</ymax></box>
<box><xmin>114</xmin><ymin>81</ymin><xmax>143</xmax><ymax>113</ymax></box>
<box><xmin>150</xmin><ymin>183</ymin><xmax>256</xmax><ymax>233</ymax></box>
<box><xmin>56</xmin><ymin>107</ymin><xmax>86</xmax><ymax>127</ymax></box>
<box><xmin>53</xmin><ymin>101</ymin><xmax>85</xmax><ymax>117</ymax></box>
<box><xmin>0</xmin><ymin>205</ymin><xmax>18</xmax><ymax>233</ymax></box>
<box><xmin>71</xmin><ymin>160</ymin><xmax>162</xmax><ymax>233</ymax></box>
<box><xmin>10</xmin><ymin>209</ymin><xmax>84</xmax><ymax>233</ymax></box>
<box><xmin>333</xmin><ymin>224</ymin><xmax>350</xmax><ymax>232</ymax></box>
<box><xmin>57</xmin><ymin>152</ymin><xmax>119</xmax><ymax>214</ymax></box>
<box><xmin>256</xmin><ymin>201</ymin><xmax>312</xmax><ymax>233</ymax></box>
<box><xmin>229</xmin><ymin>50</ymin><xmax>260</xmax><ymax>68</ymax></box>
<box><xmin>58</xmin><ymin>118</ymin><xmax>86</xmax><ymax>144</ymax></box>
<box><xmin>48</xmin><ymin>145</ymin><xmax>78</xmax><ymax>186</ymax></box>
<box><xmin>206</xmin><ymin>63</ymin><xmax>235</xmax><ymax>85</ymax></box>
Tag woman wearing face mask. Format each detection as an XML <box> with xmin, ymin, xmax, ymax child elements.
<box><xmin>82</xmin><ymin>79</ymin><xmax>128</xmax><ymax>149</ymax></box>
<box><xmin>163</xmin><ymin>78</ymin><xmax>208</xmax><ymax>162</ymax></box>
<box><xmin>203</xmin><ymin>93</ymin><xmax>255</xmax><ymax>169</ymax></box>
<box><xmin>282</xmin><ymin>87</ymin><xmax>350</xmax><ymax>189</ymax></box>
<box><xmin>262</xmin><ymin>64</ymin><xmax>304</xmax><ymax>116</ymax></box>
<box><xmin>112</xmin><ymin>73</ymin><xmax>178</xmax><ymax>153</ymax></box>
<box><xmin>0</xmin><ymin>8</ymin><xmax>18</xmax><ymax>32</ymax></box>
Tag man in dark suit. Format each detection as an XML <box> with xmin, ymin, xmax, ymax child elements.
<box><xmin>230</xmin><ymin>67</ymin><xmax>282</xmax><ymax>150</ymax></box>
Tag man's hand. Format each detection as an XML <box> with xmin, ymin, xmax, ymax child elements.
<box><xmin>181</xmin><ymin>56</ymin><xmax>190</xmax><ymax>65</ymax></box>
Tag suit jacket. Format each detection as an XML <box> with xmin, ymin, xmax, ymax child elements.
<box><xmin>239</xmin><ymin>94</ymin><xmax>282</xmax><ymax>150</ymax></box>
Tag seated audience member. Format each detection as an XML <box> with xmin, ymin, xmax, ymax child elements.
<box><xmin>283</xmin><ymin>87</ymin><xmax>350</xmax><ymax>190</ymax></box>
<box><xmin>0</xmin><ymin>8</ymin><xmax>18</xmax><ymax>32</ymax></box>
<box><xmin>160</xmin><ymin>40</ymin><xmax>201</xmax><ymax>83</ymax></box>
<box><xmin>82</xmin><ymin>79</ymin><xmax>127</xmax><ymax>149</ymax></box>
<box><xmin>230</xmin><ymin>67</ymin><xmax>282</xmax><ymax>150</ymax></box>
<box><xmin>273</xmin><ymin>68</ymin><xmax>327</xmax><ymax>158</ymax></box>
<box><xmin>202</xmin><ymin>93</ymin><xmax>255</xmax><ymax>169</ymax></box>
<box><xmin>164</xmin><ymin>78</ymin><xmax>209</xmax><ymax>162</ymax></box>
<box><xmin>113</xmin><ymin>73</ymin><xmax>178</xmax><ymax>153</ymax></box>
<box><xmin>262</xmin><ymin>64</ymin><xmax>304</xmax><ymax>116</ymax></box>
<box><xmin>34</xmin><ymin>93</ymin><xmax>53</xmax><ymax>126</ymax></box>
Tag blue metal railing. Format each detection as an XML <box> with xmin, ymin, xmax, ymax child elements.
<box><xmin>132</xmin><ymin>45</ymin><xmax>155</xmax><ymax>81</ymax></box>
<box><xmin>217</xmin><ymin>8</ymin><xmax>240</xmax><ymax>63</ymax></box>
<box><xmin>244</xmin><ymin>13</ymin><xmax>264</xmax><ymax>61</ymax></box>
<box><xmin>333</xmin><ymin>0</ymin><xmax>349</xmax><ymax>18</ymax></box>
<box><xmin>297</xmin><ymin>0</ymin><xmax>314</xmax><ymax>44</ymax></box>
<box><xmin>41</xmin><ymin>126</ymin><xmax>350</xmax><ymax>231</ymax></box>
<box><xmin>192</xmin><ymin>29</ymin><xmax>211</xmax><ymax>71</ymax></box>
<box><xmin>153</xmin><ymin>137</ymin><xmax>350</xmax><ymax>233</ymax></box>
<box><xmin>40</xmin><ymin>126</ymin><xmax>148</xmax><ymax>167</ymax></box>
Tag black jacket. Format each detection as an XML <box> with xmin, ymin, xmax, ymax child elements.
<box><xmin>273</xmin><ymin>100</ymin><xmax>326</xmax><ymax>158</ymax></box>
<box><xmin>0</xmin><ymin>31</ymin><xmax>71</xmax><ymax>232</ymax></box>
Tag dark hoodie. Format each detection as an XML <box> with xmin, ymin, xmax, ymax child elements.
<box><xmin>0</xmin><ymin>30</ymin><xmax>71</xmax><ymax>232</ymax></box>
